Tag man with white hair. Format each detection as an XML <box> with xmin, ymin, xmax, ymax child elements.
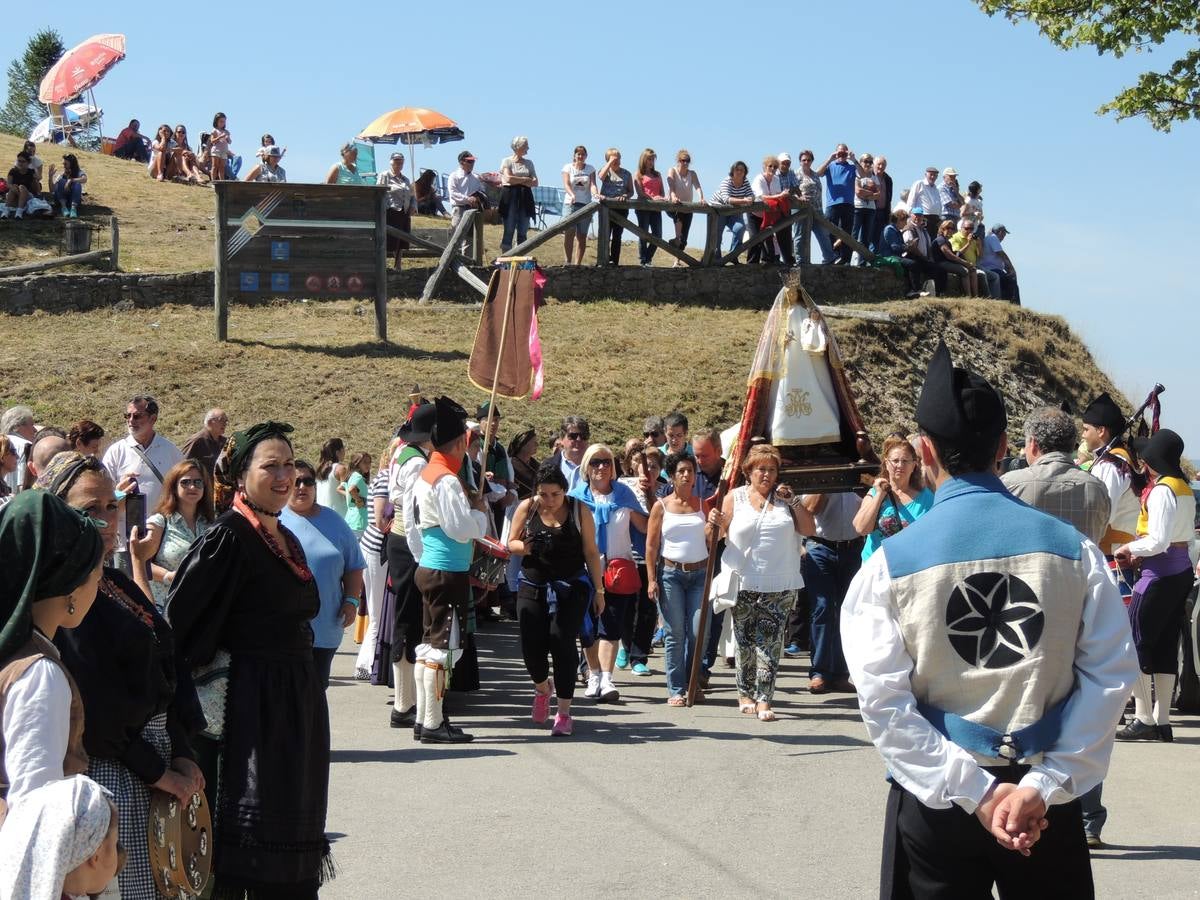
<box><xmin>1</xmin><ymin>405</ymin><xmax>36</xmax><ymax>494</ymax></box>
<box><xmin>182</xmin><ymin>408</ymin><xmax>229</xmax><ymax>475</ymax></box>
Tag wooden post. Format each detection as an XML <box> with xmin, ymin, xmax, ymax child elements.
<box><xmin>374</xmin><ymin>190</ymin><xmax>388</xmax><ymax>342</ymax></box>
<box><xmin>473</xmin><ymin>212</ymin><xmax>485</xmax><ymax>265</ymax></box>
<box><xmin>421</xmin><ymin>210</ymin><xmax>477</xmax><ymax>304</ymax></box>
<box><xmin>799</xmin><ymin>209</ymin><xmax>812</xmax><ymax>266</ymax></box>
<box><xmin>700</xmin><ymin>208</ymin><xmax>721</xmax><ymax>266</ymax></box>
<box><xmin>596</xmin><ymin>202</ymin><xmax>610</xmax><ymax>268</ymax></box>
<box><xmin>686</xmin><ymin>480</ymin><xmax>729</xmax><ymax>707</ymax></box>
<box><xmin>109</xmin><ymin>215</ymin><xmax>119</xmax><ymax>271</ymax></box>
<box><xmin>214</xmin><ymin>182</ymin><xmax>228</xmax><ymax>341</ymax></box>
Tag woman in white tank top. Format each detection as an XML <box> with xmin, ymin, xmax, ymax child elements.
<box><xmin>646</xmin><ymin>452</ymin><xmax>712</xmax><ymax>705</ymax></box>
<box><xmin>710</xmin><ymin>444</ymin><xmax>812</xmax><ymax>721</ymax></box>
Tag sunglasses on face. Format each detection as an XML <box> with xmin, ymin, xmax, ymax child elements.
<box><xmin>566</xmin><ymin>432</ymin><xmax>588</xmax><ymax>441</ymax></box>
<box><xmin>589</xmin><ymin>458</ymin><xmax>614</xmax><ymax>468</ymax></box>
<box><xmin>178</xmin><ymin>478</ymin><xmax>205</xmax><ymax>489</ymax></box>
<box><xmin>679</xmin><ymin>157</ymin><xmax>691</xmax><ymax>163</ymax></box>
<box><xmin>295</xmin><ymin>476</ymin><xmax>316</xmax><ymax>488</ymax></box>
<box><xmin>644</xmin><ymin>430</ymin><xmax>663</xmax><ymax>439</ymax></box>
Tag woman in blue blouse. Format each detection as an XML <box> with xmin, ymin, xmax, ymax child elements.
<box><xmin>281</xmin><ymin>459</ymin><xmax>366</xmax><ymax>688</ymax></box>
<box><xmin>853</xmin><ymin>435</ymin><xmax>934</xmax><ymax>559</ymax></box>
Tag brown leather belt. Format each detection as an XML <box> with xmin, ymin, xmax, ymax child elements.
<box><xmin>1170</xmin><ymin>541</ymin><xmax>1189</xmax><ymax>549</ymax></box>
<box><xmin>662</xmin><ymin>557</ymin><xmax>708</xmax><ymax>572</ymax></box>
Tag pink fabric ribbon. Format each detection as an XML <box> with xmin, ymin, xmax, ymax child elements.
<box><xmin>529</xmin><ymin>267</ymin><xmax>547</xmax><ymax>400</ymax></box>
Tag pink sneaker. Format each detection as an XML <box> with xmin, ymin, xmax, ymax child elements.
<box><xmin>550</xmin><ymin>712</ymin><xmax>573</xmax><ymax>736</ymax></box>
<box><xmin>532</xmin><ymin>689</ymin><xmax>551</xmax><ymax>724</ymax></box>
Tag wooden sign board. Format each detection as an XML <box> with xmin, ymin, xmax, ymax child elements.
<box><xmin>213</xmin><ymin>182</ymin><xmax>389</xmax><ymax>341</ymax></box>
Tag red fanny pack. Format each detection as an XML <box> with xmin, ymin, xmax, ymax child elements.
<box><xmin>603</xmin><ymin>557</ymin><xmax>641</xmax><ymax>595</ymax></box>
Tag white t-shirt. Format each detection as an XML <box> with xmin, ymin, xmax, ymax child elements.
<box><xmin>594</xmin><ymin>492</ymin><xmax>633</xmax><ymax>562</ymax></box>
<box><xmin>561</xmin><ymin>163</ymin><xmax>595</xmax><ymax>204</ymax></box>
<box><xmin>854</xmin><ymin>174</ymin><xmax>879</xmax><ymax>209</ymax></box>
<box><xmin>102</xmin><ymin>432</ymin><xmax>184</xmax><ymax>548</ymax></box>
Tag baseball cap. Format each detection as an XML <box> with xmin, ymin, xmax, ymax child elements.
<box><xmin>910</xmin><ymin>206</ymin><xmax>926</xmax><ymax>216</ymax></box>
<box><xmin>777</xmin><ymin>152</ymin><xmax>791</xmax><ymax>163</ymax></box>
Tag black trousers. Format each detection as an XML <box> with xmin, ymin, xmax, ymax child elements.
<box><xmin>607</xmin><ymin>223</ymin><xmax>625</xmax><ymax>264</ymax></box>
<box><xmin>884</xmin><ymin>777</ymin><xmax>1093</xmax><ymax>900</ymax></box>
<box><xmin>826</xmin><ymin>203</ymin><xmax>854</xmax><ymax>263</ymax></box>
<box><xmin>386</xmin><ymin>533</ymin><xmax>421</xmax><ymax>662</ymax></box>
<box><xmin>620</xmin><ymin>562</ymin><xmax>657</xmax><ymax>664</ymax></box>
<box><xmin>517</xmin><ymin>578</ymin><xmax>589</xmax><ymax>699</ymax></box>
<box><xmin>747</xmin><ymin>213</ymin><xmax>779</xmax><ymax>264</ymax></box>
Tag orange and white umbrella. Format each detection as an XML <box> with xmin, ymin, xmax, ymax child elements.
<box><xmin>357</xmin><ymin>107</ymin><xmax>464</xmax><ymax>146</ymax></box>
<box><xmin>38</xmin><ymin>34</ymin><xmax>126</xmax><ymax>104</ymax></box>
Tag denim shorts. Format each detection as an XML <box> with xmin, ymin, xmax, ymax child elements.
<box><xmin>569</xmin><ymin>200</ymin><xmax>591</xmax><ymax>236</ymax></box>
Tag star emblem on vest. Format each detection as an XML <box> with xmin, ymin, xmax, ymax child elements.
<box><xmin>945</xmin><ymin>572</ymin><xmax>1044</xmax><ymax>669</ymax></box>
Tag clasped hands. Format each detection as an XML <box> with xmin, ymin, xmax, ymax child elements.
<box><xmin>975</xmin><ymin>783</ymin><xmax>1048</xmax><ymax>856</ymax></box>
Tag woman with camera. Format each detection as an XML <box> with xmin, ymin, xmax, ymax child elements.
<box><xmin>853</xmin><ymin>434</ymin><xmax>934</xmax><ymax>559</ymax></box>
<box><xmin>507</xmin><ymin>463</ymin><xmax>604</xmax><ymax>737</ymax></box>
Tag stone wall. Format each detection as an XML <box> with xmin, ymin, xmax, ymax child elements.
<box><xmin>0</xmin><ymin>263</ymin><xmax>904</xmax><ymax>315</ymax></box>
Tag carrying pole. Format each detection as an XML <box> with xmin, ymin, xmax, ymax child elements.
<box><xmin>478</xmin><ymin>258</ymin><xmax>523</xmax><ymax>495</ymax></box>
<box><xmin>686</xmin><ymin>480</ymin><xmax>729</xmax><ymax>707</ymax></box>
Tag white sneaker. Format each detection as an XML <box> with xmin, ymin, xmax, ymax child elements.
<box><xmin>599</xmin><ymin>678</ymin><xmax>620</xmax><ymax>703</ymax></box>
<box><xmin>585</xmin><ymin>674</ymin><xmax>601</xmax><ymax>699</ymax></box>
<box><xmin>13</xmin><ymin>210</ymin><xmax>22</xmax><ymax>219</ymax></box>
<box><xmin>0</xmin><ymin>208</ymin><xmax>9</xmax><ymax>219</ymax></box>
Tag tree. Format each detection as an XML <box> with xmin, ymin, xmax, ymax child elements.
<box><xmin>973</xmin><ymin>2</ymin><xmax>1199</xmax><ymax>132</ymax></box>
<box><xmin>0</xmin><ymin>29</ymin><xmax>66</xmax><ymax>138</ymax></box>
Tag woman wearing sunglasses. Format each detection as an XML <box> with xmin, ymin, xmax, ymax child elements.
<box><xmin>853</xmin><ymin>434</ymin><xmax>934</xmax><ymax>560</ymax></box>
<box><xmin>131</xmin><ymin>459</ymin><xmax>214</xmax><ymax>613</ymax></box>
<box><xmin>281</xmin><ymin>460</ymin><xmax>366</xmax><ymax>689</ymax></box>
<box><xmin>569</xmin><ymin>444</ymin><xmax>648</xmax><ymax>702</ymax></box>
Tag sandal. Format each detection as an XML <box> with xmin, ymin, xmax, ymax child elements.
<box><xmin>756</xmin><ymin>707</ymin><xmax>777</xmax><ymax>722</ymax></box>
<box><xmin>667</xmin><ymin>695</ymin><xmax>686</xmax><ymax>707</ymax></box>
<box><xmin>738</xmin><ymin>699</ymin><xmax>755</xmax><ymax>715</ymax></box>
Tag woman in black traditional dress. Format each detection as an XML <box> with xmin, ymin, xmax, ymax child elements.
<box><xmin>38</xmin><ymin>452</ymin><xmax>203</xmax><ymax>900</ymax></box>
<box><xmin>166</xmin><ymin>422</ymin><xmax>332</xmax><ymax>900</ymax></box>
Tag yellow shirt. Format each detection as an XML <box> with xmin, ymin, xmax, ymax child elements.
<box><xmin>950</xmin><ymin>232</ymin><xmax>980</xmax><ymax>265</ymax></box>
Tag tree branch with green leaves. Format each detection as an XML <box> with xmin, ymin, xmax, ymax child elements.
<box><xmin>973</xmin><ymin>1</ymin><xmax>1199</xmax><ymax>131</ymax></box>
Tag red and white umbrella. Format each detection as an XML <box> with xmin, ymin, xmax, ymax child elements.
<box><xmin>38</xmin><ymin>34</ymin><xmax>126</xmax><ymax>105</ymax></box>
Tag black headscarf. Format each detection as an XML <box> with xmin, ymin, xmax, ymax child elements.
<box><xmin>229</xmin><ymin>421</ymin><xmax>294</xmax><ymax>478</ymax></box>
<box><xmin>0</xmin><ymin>491</ymin><xmax>104</xmax><ymax>662</ymax></box>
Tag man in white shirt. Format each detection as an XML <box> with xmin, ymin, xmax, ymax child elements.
<box><xmin>842</xmin><ymin>341</ymin><xmax>1136</xmax><ymax>898</ymax></box>
<box><xmin>907</xmin><ymin>167</ymin><xmax>943</xmax><ymax>240</ymax></box>
<box><xmin>409</xmin><ymin>397</ymin><xmax>489</xmax><ymax>744</ymax></box>
<box><xmin>447</xmin><ymin>150</ymin><xmax>484</xmax><ymax>253</ymax></box>
<box><xmin>102</xmin><ymin>394</ymin><xmax>184</xmax><ymax>553</ymax></box>
<box><xmin>1</xmin><ymin>405</ymin><xmax>36</xmax><ymax>495</ymax></box>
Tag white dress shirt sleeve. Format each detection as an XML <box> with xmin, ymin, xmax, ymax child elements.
<box><xmin>1125</xmin><ymin>486</ymin><xmax>1177</xmax><ymax>557</ymax></box>
<box><xmin>841</xmin><ymin>552</ymin><xmax>996</xmax><ymax>813</ymax></box>
<box><xmin>448</xmin><ymin>170</ymin><xmax>470</xmax><ymax>206</ymax></box>
<box><xmin>751</xmin><ymin>173</ymin><xmax>768</xmax><ymax>199</ymax></box>
<box><xmin>1019</xmin><ymin>540</ymin><xmax>1138</xmax><ymax>805</ymax></box>
<box><xmin>2</xmin><ymin>660</ymin><xmax>72</xmax><ymax>804</ymax></box>
<box><xmin>431</xmin><ymin>476</ymin><xmax>488</xmax><ymax>543</ymax></box>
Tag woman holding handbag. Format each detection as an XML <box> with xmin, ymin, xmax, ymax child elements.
<box><xmin>709</xmin><ymin>444</ymin><xmax>812</xmax><ymax>721</ymax></box>
<box><xmin>507</xmin><ymin>463</ymin><xmax>604</xmax><ymax>737</ymax></box>
<box><xmin>853</xmin><ymin>435</ymin><xmax>933</xmax><ymax>560</ymax></box>
<box><xmin>568</xmin><ymin>444</ymin><xmax>648</xmax><ymax>702</ymax></box>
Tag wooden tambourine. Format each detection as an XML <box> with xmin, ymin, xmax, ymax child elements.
<box><xmin>149</xmin><ymin>790</ymin><xmax>212</xmax><ymax>899</ymax></box>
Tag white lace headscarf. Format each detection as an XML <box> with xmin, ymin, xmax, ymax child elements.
<box><xmin>0</xmin><ymin>775</ymin><xmax>113</xmax><ymax>900</ymax></box>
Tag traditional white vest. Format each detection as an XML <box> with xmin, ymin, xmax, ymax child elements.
<box><xmin>882</xmin><ymin>473</ymin><xmax>1088</xmax><ymax>766</ymax></box>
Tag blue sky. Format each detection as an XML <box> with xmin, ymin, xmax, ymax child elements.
<box><xmin>8</xmin><ymin>0</ymin><xmax>1199</xmax><ymax>452</ymax></box>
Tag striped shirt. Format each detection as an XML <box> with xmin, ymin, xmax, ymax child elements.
<box><xmin>709</xmin><ymin>176</ymin><xmax>754</xmax><ymax>206</ymax></box>
<box><xmin>359</xmin><ymin>469</ymin><xmax>391</xmax><ymax>555</ymax></box>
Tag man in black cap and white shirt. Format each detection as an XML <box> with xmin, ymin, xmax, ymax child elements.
<box><xmin>841</xmin><ymin>341</ymin><xmax>1137</xmax><ymax>898</ymax></box>
<box><xmin>407</xmin><ymin>397</ymin><xmax>489</xmax><ymax>744</ymax></box>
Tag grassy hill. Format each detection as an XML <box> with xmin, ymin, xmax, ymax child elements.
<box><xmin>1</xmin><ymin>133</ymin><xmax>1127</xmax><ymax>465</ymax></box>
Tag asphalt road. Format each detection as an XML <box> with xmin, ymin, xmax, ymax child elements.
<box><xmin>322</xmin><ymin>624</ymin><xmax>1198</xmax><ymax>899</ymax></box>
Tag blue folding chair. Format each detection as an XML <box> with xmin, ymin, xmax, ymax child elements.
<box><xmin>532</xmin><ymin>186</ymin><xmax>564</xmax><ymax>229</ymax></box>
